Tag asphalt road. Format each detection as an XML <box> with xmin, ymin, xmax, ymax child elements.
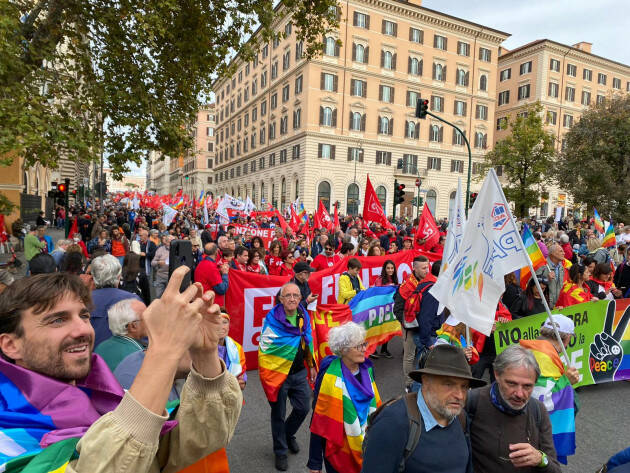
<box><xmin>227</xmin><ymin>336</ymin><xmax>630</xmax><ymax>473</ymax></box>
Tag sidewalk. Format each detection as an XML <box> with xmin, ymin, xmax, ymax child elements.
<box><xmin>6</xmin><ymin>227</ymin><xmax>66</xmax><ymax>280</ymax></box>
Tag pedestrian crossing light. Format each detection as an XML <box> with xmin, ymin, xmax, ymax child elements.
<box><xmin>416</xmin><ymin>98</ymin><xmax>429</xmax><ymax>119</ymax></box>
<box><xmin>469</xmin><ymin>192</ymin><xmax>478</xmax><ymax>208</ymax></box>
<box><xmin>395</xmin><ymin>182</ymin><xmax>406</xmax><ymax>205</ymax></box>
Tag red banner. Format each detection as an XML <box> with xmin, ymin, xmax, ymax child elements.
<box><xmin>230</xmin><ymin>224</ymin><xmax>274</xmax><ymax>249</ymax></box>
<box><xmin>311</xmin><ymin>304</ymin><xmax>353</xmax><ymax>369</ymax></box>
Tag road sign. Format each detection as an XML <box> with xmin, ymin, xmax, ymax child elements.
<box><xmin>415</xmin><ymin>178</ymin><xmax>421</xmax><ymax>187</ymax></box>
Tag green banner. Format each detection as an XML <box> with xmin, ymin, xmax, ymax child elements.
<box><xmin>494</xmin><ymin>298</ymin><xmax>630</xmax><ymax>388</ymax></box>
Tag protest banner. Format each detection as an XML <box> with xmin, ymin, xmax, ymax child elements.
<box><xmin>493</xmin><ymin>298</ymin><xmax>630</xmax><ymax>387</ymax></box>
<box><xmin>230</xmin><ymin>224</ymin><xmax>274</xmax><ymax>248</ymax></box>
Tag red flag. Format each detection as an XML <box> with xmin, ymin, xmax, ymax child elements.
<box><xmin>274</xmin><ymin>210</ymin><xmax>289</xmax><ymax>233</ymax></box>
<box><xmin>289</xmin><ymin>205</ymin><xmax>301</xmax><ymax>232</ymax></box>
<box><xmin>69</xmin><ymin>216</ymin><xmax>78</xmax><ymax>238</ymax></box>
<box><xmin>414</xmin><ymin>204</ymin><xmax>439</xmax><ymax>250</ymax></box>
<box><xmin>362</xmin><ymin>175</ymin><xmax>395</xmax><ymax>230</ymax></box>
<box><xmin>333</xmin><ymin>201</ymin><xmax>340</xmax><ymax>230</ymax></box>
<box><xmin>0</xmin><ymin>214</ymin><xmax>7</xmax><ymax>243</ymax></box>
<box><xmin>315</xmin><ymin>200</ymin><xmax>333</xmax><ymax>232</ymax></box>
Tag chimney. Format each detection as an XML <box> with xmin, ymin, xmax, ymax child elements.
<box><xmin>572</xmin><ymin>42</ymin><xmax>592</xmax><ymax>53</ymax></box>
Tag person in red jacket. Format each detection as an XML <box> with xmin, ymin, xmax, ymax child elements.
<box><xmin>194</xmin><ymin>243</ymin><xmax>229</xmax><ymax>306</ymax></box>
<box><xmin>311</xmin><ymin>243</ymin><xmax>341</xmax><ymax>271</ymax></box>
<box><xmin>274</xmin><ymin>250</ymin><xmax>295</xmax><ymax>278</ymax></box>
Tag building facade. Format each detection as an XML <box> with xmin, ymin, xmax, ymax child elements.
<box><xmin>495</xmin><ymin>40</ymin><xmax>630</xmax><ymax>218</ymax></box>
<box><xmin>103</xmin><ymin>168</ymin><xmax>146</xmax><ymax>193</ymax></box>
<box><xmin>211</xmin><ymin>0</ymin><xmax>509</xmax><ymax>219</ymax></box>
<box><xmin>147</xmin><ymin>151</ymin><xmax>171</xmax><ymax>195</ymax></box>
<box><xmin>182</xmin><ymin>105</ymin><xmax>216</xmax><ymax>199</ymax></box>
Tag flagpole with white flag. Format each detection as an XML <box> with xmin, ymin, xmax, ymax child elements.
<box><xmin>489</xmin><ymin>171</ymin><xmax>572</xmax><ymax>366</ymax></box>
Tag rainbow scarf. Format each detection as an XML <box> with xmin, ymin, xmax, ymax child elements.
<box><xmin>258</xmin><ymin>304</ymin><xmax>313</xmax><ymax>402</ymax></box>
<box><xmin>435</xmin><ymin>324</ymin><xmax>467</xmax><ymax>348</ymax></box>
<box><xmin>310</xmin><ymin>356</ymin><xmax>380</xmax><ymax>473</ymax></box>
<box><xmin>224</xmin><ymin>336</ymin><xmax>246</xmax><ymax>378</ymax></box>
<box><xmin>520</xmin><ymin>339</ymin><xmax>576</xmax><ymax>464</ymax></box>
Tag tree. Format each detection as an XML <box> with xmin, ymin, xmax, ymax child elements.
<box><xmin>482</xmin><ymin>102</ymin><xmax>556</xmax><ymax>218</ymax></box>
<box><xmin>0</xmin><ymin>0</ymin><xmax>338</xmax><ymax>179</ymax></box>
<box><xmin>554</xmin><ymin>94</ymin><xmax>630</xmax><ymax>222</ymax></box>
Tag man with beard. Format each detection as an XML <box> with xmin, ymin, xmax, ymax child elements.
<box><xmin>467</xmin><ymin>344</ymin><xmax>561</xmax><ymax>472</ymax></box>
<box><xmin>362</xmin><ymin>345</ymin><xmax>485</xmax><ymax>472</ymax></box>
<box><xmin>0</xmin><ymin>268</ymin><xmax>242</xmax><ymax>472</ymax></box>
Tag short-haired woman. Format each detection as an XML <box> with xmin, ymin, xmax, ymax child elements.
<box><xmin>308</xmin><ymin>322</ymin><xmax>381</xmax><ymax>473</ymax></box>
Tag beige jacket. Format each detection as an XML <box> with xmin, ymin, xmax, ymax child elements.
<box><xmin>69</xmin><ymin>362</ymin><xmax>242</xmax><ymax>473</ymax></box>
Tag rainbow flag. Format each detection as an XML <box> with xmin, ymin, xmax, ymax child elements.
<box><xmin>348</xmin><ymin>286</ymin><xmax>402</xmax><ymax>351</ymax></box>
<box><xmin>258</xmin><ymin>304</ymin><xmax>313</xmax><ymax>402</ymax></box>
<box><xmin>310</xmin><ymin>356</ymin><xmax>381</xmax><ymax>473</ymax></box>
<box><xmin>611</xmin><ymin>299</ymin><xmax>630</xmax><ymax>381</ymax></box>
<box><xmin>518</xmin><ymin>224</ymin><xmax>547</xmax><ymax>290</ymax></box>
<box><xmin>602</xmin><ymin>222</ymin><xmax>616</xmax><ymax>248</ymax></box>
<box><xmin>173</xmin><ymin>197</ymin><xmax>185</xmax><ymax>210</ymax></box>
<box><xmin>198</xmin><ymin>190</ymin><xmax>206</xmax><ymax>208</ymax></box>
<box><xmin>593</xmin><ymin>208</ymin><xmax>605</xmax><ymax>234</ymax></box>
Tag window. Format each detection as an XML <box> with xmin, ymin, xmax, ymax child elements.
<box><xmin>324</xmin><ymin>37</ymin><xmax>339</xmax><ymax>56</ymax></box>
<box><xmin>252</xmin><ymin>107</ymin><xmax>257</xmax><ymax>122</ymax></box>
<box><xmin>353</xmin><ymin>11</ymin><xmax>369</xmax><ymax>28</ymax></box>
<box><xmin>475</xmin><ymin>104</ymin><xmax>488</xmax><ymax>120</ymax></box>
<box><xmin>347</xmin><ymin>184</ymin><xmax>360</xmax><ymax>215</ymax></box>
<box><xmin>431</xmin><ymin>95</ymin><xmax>443</xmax><ymax>112</ymax></box>
<box><xmin>375</xmin><ymin>151</ymin><xmax>392</xmax><ymax>165</ymax></box>
<box><xmin>280</xmin><ymin>178</ymin><xmax>286</xmax><ymax>210</ymax></box>
<box><xmin>376</xmin><ymin>186</ymin><xmax>387</xmax><ymax>210</ymax></box>
<box><xmin>251</xmin><ymin>133</ymin><xmax>255</xmax><ymax>148</ymax></box>
<box><xmin>280</xmin><ymin>116</ymin><xmax>288</xmax><ymax>134</ymax></box>
<box><xmin>457</xmin><ymin>41</ymin><xmax>470</xmax><ymax>56</ymax></box>
<box><xmin>295</xmin><ymin>41</ymin><xmax>303</xmax><ymax>60</ymax></box>
<box><xmin>474</xmin><ymin>132</ymin><xmax>487</xmax><ymax>149</ymax></box>
<box><xmin>563</xmin><ymin>114</ymin><xmax>574</xmax><ymax>128</ymax></box>
<box><xmin>582</xmin><ymin>68</ymin><xmax>592</xmax><ymax>81</ymax></box>
<box><xmin>565</xmin><ymin>86</ymin><xmax>575</xmax><ymax>102</ymax></box>
<box><xmin>401</xmin><ymin>154</ymin><xmax>418</xmax><ymax>174</ymax></box>
<box><xmin>378</xmin><ymin>116</ymin><xmax>392</xmax><ymax>135</ymax></box>
<box><xmin>382</xmin><ymin>20</ymin><xmax>397</xmax><ymax>37</ymax></box>
<box><xmin>244</xmin><ymin>88</ymin><xmax>249</xmax><ymax>102</ymax></box>
<box><xmin>433</xmin><ymin>35</ymin><xmax>447</xmax><ymax>51</ymax></box>
<box><xmin>259</xmin><ymin>126</ymin><xmax>265</xmax><ymax>144</ymax></box>
<box><xmin>550</xmin><ymin>59</ymin><xmax>560</xmax><ymax>72</ymax></box>
<box><xmin>409</xmin><ymin>27</ymin><xmax>423</xmax><ymax>44</ymax></box>
<box><xmin>321</xmin><ymin>72</ymin><xmax>338</xmax><ymax>92</ymax></box>
<box><xmin>271</xmin><ymin>61</ymin><xmax>278</xmax><ymax>80</ymax></box>
<box><xmin>350</xmin><ymin>112</ymin><xmax>365</xmax><ymax>131</ymax></box>
<box><xmin>293</xmin><ymin>76</ymin><xmax>303</xmax><ymax>96</ymax></box>
<box><xmin>381</xmin><ymin>50</ymin><xmax>396</xmax><ymax>70</ymax></box>
<box><xmin>261</xmin><ymin>70</ymin><xmax>267</xmax><ymax>87</ymax></box>
<box><xmin>269</xmin><ymin>121</ymin><xmax>276</xmax><ymax>139</ymax></box>
<box><xmin>279</xmin><ymin>149</ymin><xmax>287</xmax><ymax>163</ymax></box>
<box><xmin>320</xmin><ymin>106</ymin><xmax>337</xmax><ymax>127</ymax></box>
<box><xmin>252</xmin><ymin>79</ymin><xmax>257</xmax><ymax>96</ymax></box>
<box><xmin>271</xmin><ymin>92</ymin><xmax>277</xmax><ymax>109</ymax></box>
<box><xmin>596</xmin><ymin>94</ymin><xmax>605</xmax><ymax>105</ymax></box>
<box><xmin>353</xmin><ymin>43</ymin><xmax>369</xmax><ymax>63</ymax></box>
<box><xmin>499</xmin><ymin>68</ymin><xmax>511</xmax><ymax>81</ymax></box>
<box><xmin>479</xmin><ymin>47</ymin><xmax>491</xmax><ymax>62</ymax></box>
<box><xmin>351</xmin><ymin>79</ymin><xmax>367</xmax><ymax>97</ymax></box>
<box><xmin>237</xmin><ymin>118</ymin><xmax>242</xmax><ymax>131</ymax></box>
<box><xmin>452</xmin><ymin>128</ymin><xmax>465</xmax><ymax>145</ymax></box>
<box><xmin>613</xmin><ymin>78</ymin><xmax>621</xmax><ymax>89</ymax></box>
<box><xmin>518</xmin><ymin>84</ymin><xmax>530</xmax><ymax>100</ymax></box>
<box><xmin>546</xmin><ymin>110</ymin><xmax>557</xmax><ymax>125</ymax></box>
<box><xmin>451</xmin><ymin>159</ymin><xmax>464</xmax><ymax>173</ymax></box>
<box><xmin>566</xmin><ymin>64</ymin><xmax>577</xmax><ymax>77</ymax></box>
<box><xmin>433</xmin><ymin>63</ymin><xmax>446</xmax><ymax>81</ymax></box>
<box><xmin>238</xmin><ymin>71</ymin><xmax>243</xmax><ymax>83</ymax></box>
<box><xmin>206</xmin><ymin>127</ymin><xmax>214</xmax><ymax>136</ymax></box>
<box><xmin>548</xmin><ymin>82</ymin><xmax>559</xmax><ymax>98</ymax></box>
<box><xmin>407</xmin><ymin>90</ymin><xmax>420</xmax><ymax>107</ymax></box>
<box><xmin>282</xmin><ymin>50</ymin><xmax>290</xmax><ymax>71</ymax></box>
<box><xmin>479</xmin><ymin>75</ymin><xmax>488</xmax><ymax>91</ymax></box>
<box><xmin>456</xmin><ymin>68</ymin><xmax>469</xmax><ymax>86</ymax></box>
<box><xmin>427</xmin><ymin>156</ymin><xmax>442</xmax><ymax>170</ymax></box>
<box><xmin>318</xmin><ymin>143</ymin><xmax>335</xmax><ymax>159</ymax></box>
<box><xmin>318</xmin><ymin>181</ymin><xmax>331</xmax><ymax>212</ymax></box>
<box><xmin>520</xmin><ymin>61</ymin><xmax>532</xmax><ymax>75</ymax></box>
<box><xmin>408</xmin><ymin>57</ymin><xmax>422</xmax><ymax>76</ymax></box>
<box><xmin>380</xmin><ymin>84</ymin><xmax>394</xmax><ymax>103</ymax></box>
<box><xmin>284</xmin><ymin>22</ymin><xmax>292</xmax><ymax>36</ymax></box>
<box><xmin>347</xmin><ymin>147</ymin><xmax>364</xmax><ymax>162</ymax></box>
<box><xmin>404</xmin><ymin>120</ymin><xmax>420</xmax><ymax>139</ymax></box>
<box><xmin>454</xmin><ymin>100</ymin><xmax>467</xmax><ymax>116</ymax></box>
<box><xmin>282</xmin><ymin>84</ymin><xmax>289</xmax><ymax>102</ymax></box>
<box><xmin>426</xmin><ymin>190</ymin><xmax>437</xmax><ymax>215</ymax></box>
<box><xmin>293</xmin><ymin>108</ymin><xmax>301</xmax><ymax>129</ymax></box>
<box><xmin>430</xmin><ymin>124</ymin><xmax>443</xmax><ymax>142</ymax></box>
<box><xmin>273</xmin><ymin>36</ymin><xmax>280</xmax><ymax>49</ymax></box>
<box><xmin>267</xmin><ymin>153</ymin><xmax>274</xmax><ymax>166</ymax></box>
<box><xmin>207</xmin><ymin>142</ymin><xmax>213</xmax><ymax>152</ymax></box>
<box><xmin>597</xmin><ymin>73</ymin><xmax>607</xmax><ymax>85</ymax></box>
<box><xmin>496</xmin><ymin>117</ymin><xmax>507</xmax><ymax>130</ymax></box>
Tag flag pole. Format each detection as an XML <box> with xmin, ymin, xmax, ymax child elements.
<box><xmin>490</xmin><ymin>171</ymin><xmax>571</xmax><ymax>367</ymax></box>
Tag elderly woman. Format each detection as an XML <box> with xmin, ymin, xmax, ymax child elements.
<box><xmin>308</xmin><ymin>322</ymin><xmax>381</xmax><ymax>473</ymax></box>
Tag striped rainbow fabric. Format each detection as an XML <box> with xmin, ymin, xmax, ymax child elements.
<box><xmin>310</xmin><ymin>356</ymin><xmax>380</xmax><ymax>473</ymax></box>
<box><xmin>613</xmin><ymin>300</ymin><xmax>630</xmax><ymax>381</ymax></box>
<box><xmin>519</xmin><ymin>224</ymin><xmax>547</xmax><ymax>290</ymax></box>
<box><xmin>258</xmin><ymin>304</ymin><xmax>313</xmax><ymax>402</ymax></box>
<box><xmin>348</xmin><ymin>286</ymin><xmax>402</xmax><ymax>352</ymax></box>
<box><xmin>593</xmin><ymin>208</ymin><xmax>605</xmax><ymax>234</ymax></box>
<box><xmin>602</xmin><ymin>222</ymin><xmax>616</xmax><ymax>248</ymax></box>
<box><xmin>520</xmin><ymin>339</ymin><xmax>576</xmax><ymax>464</ymax></box>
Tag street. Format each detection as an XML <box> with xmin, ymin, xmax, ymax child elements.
<box><xmin>227</xmin><ymin>336</ymin><xmax>630</xmax><ymax>473</ymax></box>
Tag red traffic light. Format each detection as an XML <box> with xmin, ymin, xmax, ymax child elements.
<box><xmin>398</xmin><ymin>184</ymin><xmax>406</xmax><ymax>191</ymax></box>
<box><xmin>57</xmin><ymin>183</ymin><xmax>67</xmax><ymax>193</ymax></box>
<box><xmin>71</xmin><ymin>189</ymin><xmax>77</xmax><ymax>195</ymax></box>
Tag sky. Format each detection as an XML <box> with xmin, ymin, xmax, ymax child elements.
<box><xmin>423</xmin><ymin>0</ymin><xmax>630</xmax><ymax>65</ymax></box>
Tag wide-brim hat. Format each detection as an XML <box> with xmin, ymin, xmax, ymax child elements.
<box><xmin>409</xmin><ymin>344</ymin><xmax>486</xmax><ymax>388</ymax></box>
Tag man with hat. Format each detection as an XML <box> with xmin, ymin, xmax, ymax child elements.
<box><xmin>362</xmin><ymin>344</ymin><xmax>485</xmax><ymax>473</ymax></box>
<box><xmin>290</xmin><ymin>261</ymin><xmax>318</xmax><ymax>309</ymax></box>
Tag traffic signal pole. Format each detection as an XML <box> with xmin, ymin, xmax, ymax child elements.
<box><xmin>393</xmin><ymin>179</ymin><xmax>398</xmax><ymax>221</ymax></box>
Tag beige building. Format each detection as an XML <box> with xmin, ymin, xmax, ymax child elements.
<box><xmin>103</xmin><ymin>168</ymin><xmax>146</xmax><ymax>193</ymax></box>
<box><xmin>211</xmin><ymin>0</ymin><xmax>509</xmax><ymax>219</ymax></box>
<box><xmin>495</xmin><ymin>39</ymin><xmax>630</xmax><ymax>217</ymax></box>
<box><xmin>147</xmin><ymin>151</ymin><xmax>170</xmax><ymax>195</ymax></box>
<box><xmin>182</xmin><ymin>105</ymin><xmax>216</xmax><ymax>199</ymax></box>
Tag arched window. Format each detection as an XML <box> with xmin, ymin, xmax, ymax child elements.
<box><xmin>325</xmin><ymin>37</ymin><xmax>336</xmax><ymax>56</ymax></box>
<box><xmin>426</xmin><ymin>190</ymin><xmax>437</xmax><ymax>217</ymax></box>
<box><xmin>322</xmin><ymin>107</ymin><xmax>333</xmax><ymax>127</ymax></box>
<box><xmin>352</xmin><ymin>112</ymin><xmax>362</xmax><ymax>130</ymax></box>
<box><xmin>355</xmin><ymin>44</ymin><xmax>365</xmax><ymax>63</ymax></box>
<box><xmin>281</xmin><ymin>178</ymin><xmax>287</xmax><ymax>210</ymax></box>
<box><xmin>407</xmin><ymin>121</ymin><xmax>416</xmax><ymax>138</ymax></box>
<box><xmin>431</xmin><ymin>125</ymin><xmax>440</xmax><ymax>141</ymax></box>
<box><xmin>448</xmin><ymin>191</ymin><xmax>457</xmax><ymax>219</ymax></box>
<box><xmin>380</xmin><ymin>116</ymin><xmax>390</xmax><ymax>134</ymax></box>
<box><xmin>271</xmin><ymin>182</ymin><xmax>276</xmax><ymax>207</ymax></box>
<box><xmin>410</xmin><ymin>58</ymin><xmax>421</xmax><ymax>75</ymax></box>
<box><xmin>260</xmin><ymin>182</ymin><xmax>265</xmax><ymax>204</ymax></box>
<box><xmin>383</xmin><ymin>51</ymin><xmax>393</xmax><ymax>70</ymax></box>
<box><xmin>479</xmin><ymin>74</ymin><xmax>488</xmax><ymax>91</ymax></box>
<box><xmin>23</xmin><ymin>171</ymin><xmax>28</xmax><ymax>193</ymax></box>
<box><xmin>318</xmin><ymin>181</ymin><xmax>331</xmax><ymax>212</ymax></box>
<box><xmin>294</xmin><ymin>179</ymin><xmax>299</xmax><ymax>200</ymax></box>
<box><xmin>347</xmin><ymin>183</ymin><xmax>359</xmax><ymax>215</ymax></box>
<box><xmin>376</xmin><ymin>185</ymin><xmax>387</xmax><ymax>211</ymax></box>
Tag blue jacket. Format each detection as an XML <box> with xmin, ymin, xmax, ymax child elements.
<box><xmin>90</xmin><ymin>288</ymin><xmax>142</xmax><ymax>346</ymax></box>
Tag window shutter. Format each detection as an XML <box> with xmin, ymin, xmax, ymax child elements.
<box><xmin>391</xmin><ymin>88</ymin><xmax>395</xmax><ymax>103</ymax></box>
<box><xmin>347</xmin><ymin>148</ymin><xmax>353</xmax><ymax>161</ymax></box>
<box><xmin>386</xmin><ymin>153</ymin><xmax>392</xmax><ymax>165</ymax></box>
<box><xmin>451</xmin><ymin>160</ymin><xmax>455</xmax><ymax>172</ymax></box>
<box><xmin>452</xmin><ymin>129</ymin><xmax>457</xmax><ymax>144</ymax></box>
<box><xmin>349</xmin><ymin>111</ymin><xmax>353</xmax><ymax>128</ymax></box>
<box><xmin>419</xmin><ymin>59</ymin><xmax>423</xmax><ymax>76</ymax></box>
<box><xmin>392</xmin><ymin>53</ymin><xmax>397</xmax><ymax>70</ymax></box>
<box><xmin>444</xmin><ymin>37</ymin><xmax>448</xmax><ymax>51</ymax></box>
<box><xmin>335</xmin><ymin>42</ymin><xmax>340</xmax><ymax>57</ymax></box>
<box><xmin>463</xmin><ymin>102</ymin><xmax>467</xmax><ymax>116</ymax></box>
<box><xmin>362</xmin><ymin>81</ymin><xmax>367</xmax><ymax>98</ymax></box>
<box><xmin>350</xmin><ymin>79</ymin><xmax>355</xmax><ymax>94</ymax></box>
<box><xmin>438</xmin><ymin>126</ymin><xmax>443</xmax><ymax>142</ymax></box>
<box><xmin>333</xmin><ymin>75</ymin><xmax>338</xmax><ymax>92</ymax></box>
<box><xmin>331</xmin><ymin>145</ymin><xmax>336</xmax><ymax>159</ymax></box>
<box><xmin>381</xmin><ymin>20</ymin><xmax>386</xmax><ymax>34</ymax></box>
<box><xmin>359</xmin><ymin>149</ymin><xmax>364</xmax><ymax>162</ymax></box>
<box><xmin>366</xmin><ymin>15</ymin><xmax>370</xmax><ymax>29</ymax></box>
<box><xmin>352</xmin><ymin>43</ymin><xmax>356</xmax><ymax>61</ymax></box>
<box><xmin>433</xmin><ymin>35</ymin><xmax>437</xmax><ymax>47</ymax></box>
<box><xmin>442</xmin><ymin>66</ymin><xmax>447</xmax><ymax>81</ymax></box>
<box><xmin>364</xmin><ymin>46</ymin><xmax>369</xmax><ymax>62</ymax></box>
<box><xmin>379</xmin><ymin>85</ymin><xmax>383</xmax><ymax>101</ymax></box>
<box><xmin>380</xmin><ymin>50</ymin><xmax>384</xmax><ymax>68</ymax></box>
<box><xmin>408</xmin><ymin>56</ymin><xmax>412</xmax><ymax>74</ymax></box>
<box><xmin>415</xmin><ymin>123</ymin><xmax>420</xmax><ymax>139</ymax></box>
<box><xmin>319</xmin><ymin>106</ymin><xmax>324</xmax><ymax>125</ymax></box>
<box><xmin>475</xmin><ymin>105</ymin><xmax>479</xmax><ymax>119</ymax></box>
<box><xmin>432</xmin><ymin>63</ymin><xmax>436</xmax><ymax>80</ymax></box>
<box><xmin>409</xmin><ymin>28</ymin><xmax>413</xmax><ymax>41</ymax></box>
<box><xmin>377</xmin><ymin>116</ymin><xmax>381</xmax><ymax>133</ymax></box>
<box><xmin>483</xmin><ymin>134</ymin><xmax>488</xmax><ymax>149</ymax></box>
<box><xmin>353</xmin><ymin>11</ymin><xmax>358</xmax><ymax>26</ymax></box>
<box><xmin>336</xmin><ymin>8</ymin><xmax>341</xmax><ymax>21</ymax></box>
<box><xmin>318</xmin><ymin>143</ymin><xmax>322</xmax><ymax>158</ymax></box>
<box><xmin>404</xmin><ymin>120</ymin><xmax>409</xmax><ymax>137</ymax></box>
<box><xmin>426</xmin><ymin>156</ymin><xmax>431</xmax><ymax>169</ymax></box>
<box><xmin>320</xmin><ymin>73</ymin><xmax>325</xmax><ymax>89</ymax></box>
<box><xmin>393</xmin><ymin>23</ymin><xmax>397</xmax><ymax>37</ymax></box>
<box><xmin>406</xmin><ymin>91</ymin><xmax>411</xmax><ymax>107</ymax></box>
<box><xmin>389</xmin><ymin>118</ymin><xmax>394</xmax><ymax>135</ymax></box>
<box><xmin>465</xmin><ymin>71</ymin><xmax>470</xmax><ymax>86</ymax></box>
<box><xmin>453</xmin><ymin>101</ymin><xmax>458</xmax><ymax>114</ymax></box>
<box><xmin>361</xmin><ymin>113</ymin><xmax>366</xmax><ymax>131</ymax></box>
<box><xmin>332</xmin><ymin>109</ymin><xmax>337</xmax><ymax>127</ymax></box>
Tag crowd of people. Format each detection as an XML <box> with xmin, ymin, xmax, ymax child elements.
<box><xmin>0</xmin><ymin>200</ymin><xmax>629</xmax><ymax>473</ymax></box>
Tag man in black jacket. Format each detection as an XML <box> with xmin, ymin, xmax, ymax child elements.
<box><xmin>137</xmin><ymin>228</ymin><xmax>156</xmax><ymax>305</ymax></box>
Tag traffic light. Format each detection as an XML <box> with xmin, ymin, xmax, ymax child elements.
<box><xmin>416</xmin><ymin>98</ymin><xmax>429</xmax><ymax>119</ymax></box>
<box><xmin>418</xmin><ymin>196</ymin><xmax>423</xmax><ymax>207</ymax></box>
<box><xmin>469</xmin><ymin>192</ymin><xmax>478</xmax><ymax>208</ymax></box>
<box><xmin>394</xmin><ymin>181</ymin><xmax>406</xmax><ymax>205</ymax></box>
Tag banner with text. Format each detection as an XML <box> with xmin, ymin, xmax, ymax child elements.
<box><xmin>494</xmin><ymin>298</ymin><xmax>630</xmax><ymax>387</ymax></box>
<box><xmin>230</xmin><ymin>224</ymin><xmax>274</xmax><ymax>249</ymax></box>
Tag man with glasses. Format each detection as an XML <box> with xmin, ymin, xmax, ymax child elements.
<box><xmin>259</xmin><ymin>282</ymin><xmax>316</xmax><ymax>471</ymax></box>
<box><xmin>290</xmin><ymin>261</ymin><xmax>318</xmax><ymax>308</ymax></box>
<box><xmin>311</xmin><ymin>242</ymin><xmax>341</xmax><ymax>271</ymax></box>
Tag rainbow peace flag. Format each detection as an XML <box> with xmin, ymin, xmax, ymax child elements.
<box><xmin>258</xmin><ymin>304</ymin><xmax>313</xmax><ymax>402</ymax></box>
<box><xmin>612</xmin><ymin>299</ymin><xmax>630</xmax><ymax>381</ymax></box>
<box><xmin>520</xmin><ymin>340</ymin><xmax>576</xmax><ymax>464</ymax></box>
<box><xmin>593</xmin><ymin>208</ymin><xmax>605</xmax><ymax>234</ymax></box>
<box><xmin>198</xmin><ymin>190</ymin><xmax>206</xmax><ymax>208</ymax></box>
<box><xmin>518</xmin><ymin>224</ymin><xmax>547</xmax><ymax>290</ymax></box>
<box><xmin>310</xmin><ymin>356</ymin><xmax>381</xmax><ymax>473</ymax></box>
<box><xmin>348</xmin><ymin>286</ymin><xmax>402</xmax><ymax>351</ymax></box>
<box><xmin>602</xmin><ymin>222</ymin><xmax>616</xmax><ymax>248</ymax></box>
<box><xmin>173</xmin><ymin>197</ymin><xmax>185</xmax><ymax>210</ymax></box>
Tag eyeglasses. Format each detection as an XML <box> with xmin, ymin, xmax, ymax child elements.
<box><xmin>282</xmin><ymin>293</ymin><xmax>301</xmax><ymax>299</ymax></box>
<box><xmin>351</xmin><ymin>342</ymin><xmax>368</xmax><ymax>351</ymax></box>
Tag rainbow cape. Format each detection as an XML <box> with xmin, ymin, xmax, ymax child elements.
<box><xmin>602</xmin><ymin>222</ymin><xmax>616</xmax><ymax>248</ymax></box>
<box><xmin>520</xmin><ymin>339</ymin><xmax>576</xmax><ymax>464</ymax></box>
<box><xmin>519</xmin><ymin>224</ymin><xmax>547</xmax><ymax>290</ymax></box>
<box><xmin>258</xmin><ymin>304</ymin><xmax>313</xmax><ymax>402</ymax></box>
<box><xmin>310</xmin><ymin>356</ymin><xmax>381</xmax><ymax>473</ymax></box>
<box><xmin>593</xmin><ymin>208</ymin><xmax>605</xmax><ymax>234</ymax></box>
<box><xmin>347</xmin><ymin>286</ymin><xmax>402</xmax><ymax>350</ymax></box>
<box><xmin>224</xmin><ymin>336</ymin><xmax>246</xmax><ymax>378</ymax></box>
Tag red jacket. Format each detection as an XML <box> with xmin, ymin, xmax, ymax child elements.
<box><xmin>472</xmin><ymin>301</ymin><xmax>512</xmax><ymax>355</ymax></box>
<box><xmin>311</xmin><ymin>253</ymin><xmax>341</xmax><ymax>271</ymax></box>
<box><xmin>194</xmin><ymin>257</ymin><xmax>226</xmax><ymax>306</ymax></box>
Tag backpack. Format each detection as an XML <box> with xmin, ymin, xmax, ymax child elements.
<box><xmin>403</xmin><ymin>282</ymin><xmax>433</xmax><ymax>326</ymax></box>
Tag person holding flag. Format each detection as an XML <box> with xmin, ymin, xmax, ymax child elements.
<box><xmin>536</xmin><ymin>243</ymin><xmax>572</xmax><ymax>309</ymax></box>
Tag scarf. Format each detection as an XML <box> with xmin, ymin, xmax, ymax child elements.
<box><xmin>258</xmin><ymin>304</ymin><xmax>313</xmax><ymax>402</ymax></box>
<box><xmin>223</xmin><ymin>336</ymin><xmax>246</xmax><ymax>378</ymax></box>
<box><xmin>489</xmin><ymin>382</ymin><xmax>526</xmax><ymax>417</ymax></box>
<box><xmin>310</xmin><ymin>356</ymin><xmax>380</xmax><ymax>473</ymax></box>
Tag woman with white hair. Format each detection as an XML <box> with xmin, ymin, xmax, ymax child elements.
<box><xmin>308</xmin><ymin>322</ymin><xmax>381</xmax><ymax>473</ymax></box>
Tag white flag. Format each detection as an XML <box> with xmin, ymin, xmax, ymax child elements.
<box><xmin>244</xmin><ymin>196</ymin><xmax>256</xmax><ymax>216</ymax></box>
<box><xmin>216</xmin><ymin>193</ymin><xmax>246</xmax><ymax>221</ymax></box>
<box><xmin>441</xmin><ymin>178</ymin><xmax>466</xmax><ymax>275</ymax></box>
<box><xmin>162</xmin><ymin>204</ymin><xmax>178</xmax><ymax>227</ymax></box>
<box><xmin>203</xmin><ymin>198</ymin><xmax>209</xmax><ymax>225</ymax></box>
<box><xmin>429</xmin><ymin>169</ymin><xmax>528</xmax><ymax>335</ymax></box>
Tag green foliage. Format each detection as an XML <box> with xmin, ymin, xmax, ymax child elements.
<box><xmin>0</xmin><ymin>0</ymin><xmax>338</xmax><ymax>179</ymax></box>
<box><xmin>0</xmin><ymin>192</ymin><xmax>17</xmax><ymax>215</ymax></box>
<box><xmin>481</xmin><ymin>102</ymin><xmax>556</xmax><ymax>218</ymax></box>
<box><xmin>554</xmin><ymin>94</ymin><xmax>630</xmax><ymax>222</ymax></box>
